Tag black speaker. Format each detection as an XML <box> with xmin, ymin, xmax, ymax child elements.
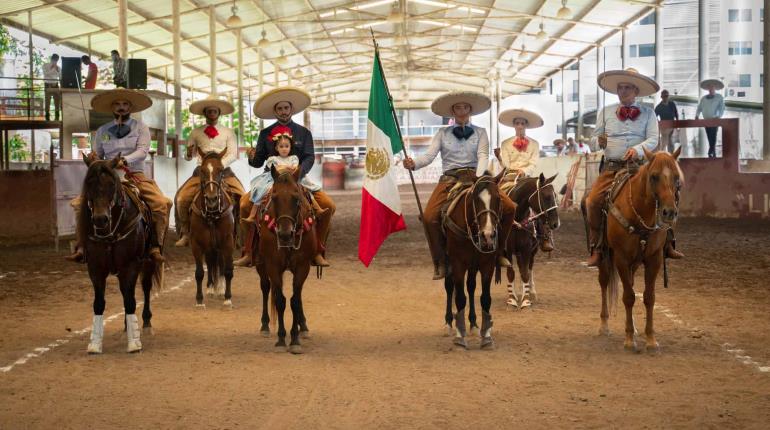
<box><xmin>60</xmin><ymin>57</ymin><xmax>82</xmax><ymax>89</ymax></box>
<box><xmin>127</xmin><ymin>58</ymin><xmax>147</xmax><ymax>89</ymax></box>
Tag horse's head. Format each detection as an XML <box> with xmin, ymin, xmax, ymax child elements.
<box><xmin>82</xmin><ymin>152</ymin><xmax>122</xmax><ymax>231</ymax></box>
<box><xmin>531</xmin><ymin>173</ymin><xmax>560</xmax><ymax>231</ymax></box>
<box><xmin>197</xmin><ymin>147</ymin><xmax>227</xmax><ymax>215</ymax></box>
<box><xmin>469</xmin><ymin>173</ymin><xmax>503</xmax><ymax>252</ymax></box>
<box><xmin>642</xmin><ymin>146</ymin><xmax>683</xmax><ymax>226</ymax></box>
<box><xmin>268</xmin><ymin>164</ymin><xmax>305</xmax><ymax>247</ymax></box>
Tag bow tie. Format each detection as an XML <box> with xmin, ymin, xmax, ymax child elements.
<box><xmin>617</xmin><ymin>105</ymin><xmax>641</xmax><ymax>121</ymax></box>
<box><xmin>512</xmin><ymin>136</ymin><xmax>529</xmax><ymax>151</ymax></box>
<box><xmin>452</xmin><ymin>126</ymin><xmax>474</xmax><ymax>140</ymax></box>
<box><xmin>204</xmin><ymin>125</ymin><xmax>219</xmax><ymax>139</ymax></box>
<box><xmin>107</xmin><ymin>123</ymin><xmax>131</xmax><ymax>139</ymax></box>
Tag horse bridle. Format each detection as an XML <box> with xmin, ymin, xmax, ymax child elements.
<box><xmin>526</xmin><ymin>178</ymin><xmax>558</xmax><ymax>225</ymax></box>
<box><xmin>263</xmin><ymin>173</ymin><xmax>307</xmax><ymax>250</ymax></box>
<box><xmin>198</xmin><ymin>169</ymin><xmax>230</xmax><ymax>221</ymax></box>
<box><xmin>465</xmin><ymin>177</ymin><xmax>502</xmax><ymax>254</ymax></box>
<box><xmin>627</xmin><ymin>165</ymin><xmax>681</xmax><ymax>232</ymax></box>
<box><xmin>87</xmin><ymin>170</ymin><xmax>139</xmax><ymax>243</ymax></box>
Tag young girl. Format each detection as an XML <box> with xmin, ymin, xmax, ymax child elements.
<box><xmin>497</xmin><ymin>108</ymin><xmax>543</xmax><ymax>179</ymax></box>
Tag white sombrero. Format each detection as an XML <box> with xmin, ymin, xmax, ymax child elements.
<box><xmin>598</xmin><ymin>68</ymin><xmax>660</xmax><ymax>97</ymax></box>
<box><xmin>430</xmin><ymin>91</ymin><xmax>491</xmax><ymax>118</ymax></box>
<box><xmin>91</xmin><ymin>89</ymin><xmax>152</xmax><ymax>113</ymax></box>
<box><xmin>190</xmin><ymin>96</ymin><xmax>234</xmax><ymax>116</ymax></box>
<box><xmin>498</xmin><ymin>108</ymin><xmax>544</xmax><ymax>129</ymax></box>
<box><xmin>253</xmin><ymin>86</ymin><xmax>311</xmax><ymax>119</ymax></box>
<box><xmin>700</xmin><ymin>79</ymin><xmax>724</xmax><ymax>91</ymax></box>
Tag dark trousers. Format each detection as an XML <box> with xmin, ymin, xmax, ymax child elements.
<box><xmin>705</xmin><ymin>126</ymin><xmax>718</xmax><ymax>158</ymax></box>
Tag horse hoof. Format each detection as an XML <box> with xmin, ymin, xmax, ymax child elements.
<box><xmin>453</xmin><ymin>337</ymin><xmax>468</xmax><ymax>349</ymax></box>
<box><xmin>206</xmin><ymin>288</ymin><xmax>216</xmax><ymax>297</ymax></box>
<box><xmin>195</xmin><ymin>303</ymin><xmax>206</xmax><ymax>309</ymax></box>
<box><xmin>646</xmin><ymin>342</ymin><xmax>660</xmax><ymax>353</ymax></box>
<box><xmin>598</xmin><ymin>326</ymin><xmax>610</xmax><ymax>337</ymax></box>
<box><xmin>143</xmin><ymin>326</ymin><xmax>154</xmax><ymax>336</ymax></box>
<box><xmin>289</xmin><ymin>345</ymin><xmax>303</xmax><ymax>355</ymax></box>
<box><xmin>275</xmin><ymin>340</ymin><xmax>287</xmax><ymax>349</ymax></box>
<box><xmin>444</xmin><ymin>324</ymin><xmax>453</xmax><ymax>337</ymax></box>
<box><xmin>624</xmin><ymin>342</ymin><xmax>639</xmax><ymax>353</ymax></box>
<box><xmin>223</xmin><ymin>299</ymin><xmax>233</xmax><ymax>308</ymax></box>
<box><xmin>506</xmin><ymin>299</ymin><xmax>519</xmax><ymax>310</ymax></box>
<box><xmin>127</xmin><ymin>341</ymin><xmax>142</xmax><ymax>353</ymax></box>
<box><xmin>87</xmin><ymin>343</ymin><xmax>103</xmax><ymax>354</ymax></box>
<box><xmin>481</xmin><ymin>337</ymin><xmax>495</xmax><ymax>350</ymax></box>
<box><xmin>300</xmin><ymin>330</ymin><xmax>311</xmax><ymax>340</ymax></box>
<box><xmin>529</xmin><ymin>292</ymin><xmax>538</xmax><ymax>302</ymax></box>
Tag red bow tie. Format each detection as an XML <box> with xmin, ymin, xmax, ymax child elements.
<box><xmin>204</xmin><ymin>125</ymin><xmax>219</xmax><ymax>139</ymax></box>
<box><xmin>512</xmin><ymin>136</ymin><xmax>529</xmax><ymax>151</ymax></box>
<box><xmin>617</xmin><ymin>106</ymin><xmax>641</xmax><ymax>121</ymax></box>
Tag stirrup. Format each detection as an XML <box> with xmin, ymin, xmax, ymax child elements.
<box><xmin>665</xmin><ymin>246</ymin><xmax>684</xmax><ymax>259</ymax></box>
<box><xmin>149</xmin><ymin>247</ymin><xmax>165</xmax><ymax>263</ymax></box>
<box><xmin>497</xmin><ymin>255</ymin><xmax>512</xmax><ymax>268</ymax></box>
<box><xmin>586</xmin><ymin>249</ymin><xmax>601</xmax><ymax>267</ymax></box>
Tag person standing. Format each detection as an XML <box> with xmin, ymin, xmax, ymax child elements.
<box><xmin>81</xmin><ymin>55</ymin><xmax>98</xmax><ymax>90</ymax></box>
<box><xmin>111</xmin><ymin>50</ymin><xmax>128</xmax><ymax>88</ymax></box>
<box><xmin>42</xmin><ymin>53</ymin><xmax>61</xmax><ymax>121</ymax></box>
<box><xmin>695</xmin><ymin>79</ymin><xmax>725</xmax><ymax>158</ymax></box>
<box><xmin>655</xmin><ymin>89</ymin><xmax>679</xmax><ymax>152</ymax></box>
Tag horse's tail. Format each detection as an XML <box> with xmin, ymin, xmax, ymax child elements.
<box><xmin>604</xmin><ymin>250</ymin><xmax>619</xmax><ymax>316</ymax></box>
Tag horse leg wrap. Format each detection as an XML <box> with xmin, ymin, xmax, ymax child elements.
<box><xmin>125</xmin><ymin>314</ymin><xmax>142</xmax><ymax>353</ymax></box>
<box><xmin>481</xmin><ymin>311</ymin><xmax>493</xmax><ymax>339</ymax></box>
<box><xmin>87</xmin><ymin>315</ymin><xmax>104</xmax><ymax>354</ymax></box>
<box><xmin>454</xmin><ymin>309</ymin><xmax>467</xmax><ymax>338</ymax></box>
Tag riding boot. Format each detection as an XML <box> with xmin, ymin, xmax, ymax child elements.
<box><xmin>586</xmin><ymin>228</ymin><xmax>601</xmax><ymax>267</ymax></box>
<box><xmin>174</xmin><ymin>234</ymin><xmax>189</xmax><ymax>247</ymax></box>
<box><xmin>425</xmin><ymin>222</ymin><xmax>447</xmax><ymax>280</ymax></box>
<box><xmin>540</xmin><ymin>229</ymin><xmax>555</xmax><ymax>252</ymax></box>
<box><xmin>65</xmin><ymin>247</ymin><xmax>85</xmax><ymax>263</ymax></box>
<box><xmin>497</xmin><ymin>253</ymin><xmax>512</xmax><ymax>268</ymax></box>
<box><xmin>312</xmin><ymin>240</ymin><xmax>330</xmax><ymax>267</ymax></box>
<box><xmin>234</xmin><ymin>221</ymin><xmax>256</xmax><ymax>267</ymax></box>
<box><xmin>149</xmin><ymin>219</ymin><xmax>167</xmax><ymax>264</ymax></box>
<box><xmin>665</xmin><ymin>229</ymin><xmax>684</xmax><ymax>259</ymax></box>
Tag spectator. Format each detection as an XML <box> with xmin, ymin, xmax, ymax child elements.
<box><xmin>42</xmin><ymin>53</ymin><xmax>61</xmax><ymax>121</ymax></box>
<box><xmin>566</xmin><ymin>136</ymin><xmax>577</xmax><ymax>155</ymax></box>
<box><xmin>575</xmin><ymin>137</ymin><xmax>591</xmax><ymax>154</ymax></box>
<box><xmin>655</xmin><ymin>89</ymin><xmax>679</xmax><ymax>152</ymax></box>
<box><xmin>695</xmin><ymin>79</ymin><xmax>725</xmax><ymax>158</ymax></box>
<box><xmin>111</xmin><ymin>50</ymin><xmax>127</xmax><ymax>88</ymax></box>
<box><xmin>81</xmin><ymin>55</ymin><xmax>98</xmax><ymax>90</ymax></box>
<box><xmin>552</xmin><ymin>138</ymin><xmax>567</xmax><ymax>156</ymax></box>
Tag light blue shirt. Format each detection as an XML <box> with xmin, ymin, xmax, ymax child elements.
<box><xmin>94</xmin><ymin>118</ymin><xmax>150</xmax><ymax>172</ymax></box>
<box><xmin>413</xmin><ymin>124</ymin><xmax>490</xmax><ymax>177</ymax></box>
<box><xmin>592</xmin><ymin>102</ymin><xmax>658</xmax><ymax>161</ymax></box>
<box><xmin>695</xmin><ymin>93</ymin><xmax>725</xmax><ymax>119</ymax></box>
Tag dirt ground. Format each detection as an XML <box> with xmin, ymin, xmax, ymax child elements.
<box><xmin>1</xmin><ymin>184</ymin><xmax>770</xmax><ymax>429</ymax></box>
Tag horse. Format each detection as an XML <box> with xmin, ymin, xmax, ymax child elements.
<box><xmin>80</xmin><ymin>153</ymin><xmax>162</xmax><ymax>354</ymax></box>
<box><xmin>256</xmin><ymin>165</ymin><xmax>316</xmax><ymax>354</ymax></box>
<box><xmin>442</xmin><ymin>171</ymin><xmax>505</xmax><ymax>349</ymax></box>
<box><xmin>499</xmin><ymin>173</ymin><xmax>560</xmax><ymax>309</ymax></box>
<box><xmin>189</xmin><ymin>147</ymin><xmax>235</xmax><ymax>308</ymax></box>
<box><xmin>584</xmin><ymin>147</ymin><xmax>683</xmax><ymax>352</ymax></box>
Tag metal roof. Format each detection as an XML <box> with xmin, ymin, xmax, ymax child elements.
<box><xmin>1</xmin><ymin>0</ymin><xmax>661</xmax><ymax>108</ymax></box>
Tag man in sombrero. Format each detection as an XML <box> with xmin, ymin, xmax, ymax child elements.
<box><xmin>174</xmin><ymin>96</ymin><xmax>245</xmax><ymax>247</ymax></box>
<box><xmin>695</xmin><ymin>78</ymin><xmax>725</xmax><ymax>158</ymax></box>
<box><xmin>403</xmin><ymin>91</ymin><xmax>517</xmax><ymax>280</ymax></box>
<box><xmin>66</xmin><ymin>89</ymin><xmax>172</xmax><ymax>263</ymax></box>
<box><xmin>585</xmin><ymin>68</ymin><xmax>684</xmax><ymax>267</ymax></box>
<box><xmin>236</xmin><ymin>86</ymin><xmax>334</xmax><ymax>267</ymax></box>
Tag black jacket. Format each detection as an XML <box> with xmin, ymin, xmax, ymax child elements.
<box><xmin>248</xmin><ymin>120</ymin><xmax>315</xmax><ymax>179</ymax></box>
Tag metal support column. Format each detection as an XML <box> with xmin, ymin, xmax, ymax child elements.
<box><xmin>258</xmin><ymin>50</ymin><xmax>264</xmax><ymax>130</ymax></box>
<box><xmin>561</xmin><ymin>68</ymin><xmax>567</xmax><ymax>140</ymax></box>
<box><xmin>577</xmin><ymin>59</ymin><xmax>584</xmax><ymax>141</ymax></box>
<box><xmin>209</xmin><ymin>5</ymin><xmax>217</xmax><ymax>96</ymax></box>
<box><xmin>763</xmin><ymin>0</ymin><xmax>770</xmax><ymax>159</ymax></box>
<box><xmin>655</xmin><ymin>6</ymin><xmax>663</xmax><ymax>102</ymax></box>
<box><xmin>621</xmin><ymin>28</ymin><xmax>627</xmax><ymax>69</ymax></box>
<box><xmin>28</xmin><ymin>10</ymin><xmax>36</xmax><ymax>165</ymax></box>
<box><xmin>173</xmin><ymin>0</ymin><xmax>182</xmax><ymax>188</ymax></box>
<box><xmin>118</xmin><ymin>0</ymin><xmax>128</xmax><ymax>58</ymax></box>
<box><xmin>237</xmin><ymin>29</ymin><xmax>244</xmax><ymax>148</ymax></box>
<box><xmin>698</xmin><ymin>0</ymin><xmax>708</xmax><ymax>155</ymax></box>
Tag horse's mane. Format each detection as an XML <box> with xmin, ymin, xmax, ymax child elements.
<box><xmin>84</xmin><ymin>160</ymin><xmax>120</xmax><ymax>188</ymax></box>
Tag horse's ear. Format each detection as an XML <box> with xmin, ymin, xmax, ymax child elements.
<box><xmin>108</xmin><ymin>152</ymin><xmax>122</xmax><ymax>169</ymax></box>
<box><xmin>82</xmin><ymin>151</ymin><xmax>91</xmax><ymax>166</ymax></box>
<box><xmin>672</xmin><ymin>145</ymin><xmax>682</xmax><ymax>160</ymax></box>
<box><xmin>218</xmin><ymin>146</ymin><xmax>227</xmax><ymax>159</ymax></box>
<box><xmin>545</xmin><ymin>173</ymin><xmax>558</xmax><ymax>185</ymax></box>
<box><xmin>642</xmin><ymin>146</ymin><xmax>654</xmax><ymax>162</ymax></box>
<box><xmin>196</xmin><ymin>145</ymin><xmax>205</xmax><ymax>159</ymax></box>
<box><xmin>270</xmin><ymin>164</ymin><xmax>279</xmax><ymax>180</ymax></box>
<box><xmin>538</xmin><ymin>172</ymin><xmax>546</xmax><ymax>185</ymax></box>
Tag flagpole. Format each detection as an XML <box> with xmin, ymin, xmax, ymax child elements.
<box><xmin>371</xmin><ymin>31</ymin><xmax>424</xmax><ymax>221</ymax></box>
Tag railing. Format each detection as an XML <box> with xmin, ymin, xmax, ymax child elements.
<box><xmin>0</xmin><ymin>77</ymin><xmax>56</xmax><ymax>121</ymax></box>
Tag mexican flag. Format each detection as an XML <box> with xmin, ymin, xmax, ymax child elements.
<box><xmin>358</xmin><ymin>51</ymin><xmax>406</xmax><ymax>267</ymax></box>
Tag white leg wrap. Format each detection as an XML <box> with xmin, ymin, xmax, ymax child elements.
<box><xmin>125</xmin><ymin>314</ymin><xmax>142</xmax><ymax>353</ymax></box>
<box><xmin>87</xmin><ymin>315</ymin><xmax>104</xmax><ymax>354</ymax></box>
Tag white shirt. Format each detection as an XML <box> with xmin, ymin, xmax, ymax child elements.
<box><xmin>413</xmin><ymin>124</ymin><xmax>489</xmax><ymax>177</ymax></box>
<box><xmin>500</xmin><ymin>135</ymin><xmax>539</xmax><ymax>177</ymax></box>
<box><xmin>42</xmin><ymin>61</ymin><xmax>60</xmax><ymax>83</ymax></box>
<box><xmin>575</xmin><ymin>142</ymin><xmax>591</xmax><ymax>154</ymax></box>
<box><xmin>592</xmin><ymin>102</ymin><xmax>658</xmax><ymax>160</ymax></box>
<box><xmin>187</xmin><ymin>124</ymin><xmax>238</xmax><ymax>167</ymax></box>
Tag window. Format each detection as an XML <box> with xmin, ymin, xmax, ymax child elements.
<box><xmin>742</xmin><ymin>9</ymin><xmax>752</xmax><ymax>21</ymax></box>
<box><xmin>728</xmin><ymin>41</ymin><xmax>752</xmax><ymax>55</ymax></box>
<box><xmin>629</xmin><ymin>44</ymin><xmax>638</xmax><ymax>58</ymax></box>
<box><xmin>739</xmin><ymin>74</ymin><xmax>751</xmax><ymax>87</ymax></box>
<box><xmin>737</xmin><ymin>91</ymin><xmax>746</xmax><ymax>97</ymax></box>
<box><xmin>762</xmin><ymin>41</ymin><xmax>765</xmax><ymax>55</ymax></box>
<box><xmin>638</xmin><ymin>43</ymin><xmax>656</xmax><ymax>57</ymax></box>
<box><xmin>570</xmin><ymin>80</ymin><xmax>579</xmax><ymax>101</ymax></box>
<box><xmin>762</xmin><ymin>74</ymin><xmax>765</xmax><ymax>88</ymax></box>
<box><xmin>638</xmin><ymin>13</ymin><xmax>655</xmax><ymax>25</ymax></box>
<box><xmin>762</xmin><ymin>8</ymin><xmax>765</xmax><ymax>22</ymax></box>
<box><xmin>729</xmin><ymin>9</ymin><xmax>739</xmax><ymax>22</ymax></box>
<box><xmin>729</xmin><ymin>8</ymin><xmax>752</xmax><ymax>22</ymax></box>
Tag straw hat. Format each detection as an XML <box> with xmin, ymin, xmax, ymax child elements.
<box><xmin>498</xmin><ymin>108</ymin><xmax>544</xmax><ymax>129</ymax></box>
<box><xmin>253</xmin><ymin>86</ymin><xmax>311</xmax><ymax>119</ymax></box>
<box><xmin>190</xmin><ymin>96</ymin><xmax>234</xmax><ymax>116</ymax></box>
<box><xmin>597</xmin><ymin>68</ymin><xmax>660</xmax><ymax>97</ymax></box>
<box><xmin>430</xmin><ymin>91</ymin><xmax>491</xmax><ymax>118</ymax></box>
<box><xmin>700</xmin><ymin>79</ymin><xmax>724</xmax><ymax>91</ymax></box>
<box><xmin>91</xmin><ymin>89</ymin><xmax>152</xmax><ymax>113</ymax></box>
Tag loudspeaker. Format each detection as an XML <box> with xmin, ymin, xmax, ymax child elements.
<box><xmin>60</xmin><ymin>57</ymin><xmax>82</xmax><ymax>89</ymax></box>
<box><xmin>127</xmin><ymin>58</ymin><xmax>147</xmax><ymax>89</ymax></box>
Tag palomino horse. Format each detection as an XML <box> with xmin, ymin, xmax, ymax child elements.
<box><xmin>80</xmin><ymin>153</ymin><xmax>162</xmax><ymax>353</ymax></box>
<box><xmin>587</xmin><ymin>147</ymin><xmax>683</xmax><ymax>352</ymax></box>
<box><xmin>443</xmin><ymin>171</ymin><xmax>505</xmax><ymax>349</ymax></box>
<box><xmin>499</xmin><ymin>173</ymin><xmax>560</xmax><ymax>309</ymax></box>
<box><xmin>256</xmin><ymin>166</ymin><xmax>316</xmax><ymax>354</ymax></box>
<box><xmin>190</xmin><ymin>147</ymin><xmax>235</xmax><ymax>308</ymax></box>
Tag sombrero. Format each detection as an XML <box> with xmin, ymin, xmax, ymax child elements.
<box><xmin>597</xmin><ymin>68</ymin><xmax>659</xmax><ymax>97</ymax></box>
<box><xmin>498</xmin><ymin>108</ymin><xmax>544</xmax><ymax>129</ymax></box>
<box><xmin>91</xmin><ymin>89</ymin><xmax>152</xmax><ymax>113</ymax></box>
<box><xmin>430</xmin><ymin>91</ymin><xmax>491</xmax><ymax>118</ymax></box>
<box><xmin>253</xmin><ymin>86</ymin><xmax>311</xmax><ymax>119</ymax></box>
<box><xmin>190</xmin><ymin>96</ymin><xmax>234</xmax><ymax>116</ymax></box>
<box><xmin>700</xmin><ymin>79</ymin><xmax>724</xmax><ymax>90</ymax></box>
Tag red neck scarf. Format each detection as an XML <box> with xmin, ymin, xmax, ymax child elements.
<box><xmin>512</xmin><ymin>136</ymin><xmax>529</xmax><ymax>152</ymax></box>
<box><xmin>204</xmin><ymin>125</ymin><xmax>219</xmax><ymax>139</ymax></box>
<box><xmin>617</xmin><ymin>105</ymin><xmax>641</xmax><ymax>121</ymax></box>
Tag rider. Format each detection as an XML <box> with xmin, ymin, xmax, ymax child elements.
<box><xmin>585</xmin><ymin>68</ymin><xmax>684</xmax><ymax>267</ymax></box>
<box><xmin>66</xmin><ymin>89</ymin><xmax>172</xmax><ymax>263</ymax></box>
<box><xmin>403</xmin><ymin>91</ymin><xmax>517</xmax><ymax>280</ymax></box>
<box><xmin>174</xmin><ymin>96</ymin><xmax>245</xmax><ymax>247</ymax></box>
<box><xmin>497</xmin><ymin>108</ymin><xmax>554</xmax><ymax>252</ymax></box>
<box><xmin>236</xmin><ymin>86</ymin><xmax>334</xmax><ymax>267</ymax></box>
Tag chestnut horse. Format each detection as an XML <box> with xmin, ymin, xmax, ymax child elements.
<box><xmin>190</xmin><ymin>147</ymin><xmax>235</xmax><ymax>308</ymax></box>
<box><xmin>256</xmin><ymin>166</ymin><xmax>316</xmax><ymax>354</ymax></box>
<box><xmin>589</xmin><ymin>147</ymin><xmax>683</xmax><ymax>352</ymax></box>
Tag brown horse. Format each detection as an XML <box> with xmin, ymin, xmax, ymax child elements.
<box><xmin>591</xmin><ymin>147</ymin><xmax>683</xmax><ymax>352</ymax></box>
<box><xmin>256</xmin><ymin>165</ymin><xmax>316</xmax><ymax>354</ymax></box>
<box><xmin>190</xmin><ymin>147</ymin><xmax>235</xmax><ymax>308</ymax></box>
<box><xmin>80</xmin><ymin>153</ymin><xmax>162</xmax><ymax>353</ymax></box>
<box><xmin>443</xmin><ymin>171</ymin><xmax>505</xmax><ymax>349</ymax></box>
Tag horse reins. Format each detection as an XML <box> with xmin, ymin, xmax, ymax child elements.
<box><xmin>87</xmin><ymin>170</ymin><xmax>141</xmax><ymax>243</ymax></box>
<box><xmin>262</xmin><ymin>173</ymin><xmax>313</xmax><ymax>250</ymax></box>
<box><xmin>463</xmin><ymin>177</ymin><xmax>502</xmax><ymax>254</ymax></box>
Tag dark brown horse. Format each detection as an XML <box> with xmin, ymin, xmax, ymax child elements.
<box><xmin>80</xmin><ymin>153</ymin><xmax>161</xmax><ymax>354</ymax></box>
<box><xmin>190</xmin><ymin>147</ymin><xmax>235</xmax><ymax>308</ymax></box>
<box><xmin>588</xmin><ymin>147</ymin><xmax>683</xmax><ymax>352</ymax></box>
<box><xmin>256</xmin><ymin>166</ymin><xmax>316</xmax><ymax>354</ymax></box>
<box><xmin>443</xmin><ymin>172</ymin><xmax>505</xmax><ymax>349</ymax></box>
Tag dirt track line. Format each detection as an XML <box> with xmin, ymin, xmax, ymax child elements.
<box><xmin>0</xmin><ymin>276</ymin><xmax>193</xmax><ymax>374</ymax></box>
<box><xmin>636</xmin><ymin>292</ymin><xmax>770</xmax><ymax>374</ymax></box>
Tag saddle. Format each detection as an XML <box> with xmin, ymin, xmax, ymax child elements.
<box><xmin>440</xmin><ymin>170</ymin><xmax>476</xmax><ymax>238</ymax></box>
<box><xmin>121</xmin><ymin>180</ymin><xmax>152</xmax><ymax>226</ymax></box>
<box><xmin>597</xmin><ymin>163</ymin><xmax>640</xmax><ymax>249</ymax></box>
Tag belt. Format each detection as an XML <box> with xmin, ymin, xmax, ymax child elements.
<box><xmin>439</xmin><ymin>167</ymin><xmax>475</xmax><ymax>182</ymax></box>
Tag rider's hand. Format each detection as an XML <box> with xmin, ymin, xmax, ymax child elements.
<box><xmin>185</xmin><ymin>146</ymin><xmax>193</xmax><ymax>159</ymax></box>
<box><xmin>116</xmin><ymin>156</ymin><xmax>128</xmax><ymax>168</ymax></box>
<box><xmin>403</xmin><ymin>157</ymin><xmax>416</xmax><ymax>170</ymax></box>
<box><xmin>598</xmin><ymin>134</ymin><xmax>608</xmax><ymax>149</ymax></box>
<box><xmin>622</xmin><ymin>148</ymin><xmax>637</xmax><ymax>161</ymax></box>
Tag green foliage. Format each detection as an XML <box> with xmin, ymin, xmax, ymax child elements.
<box><xmin>231</xmin><ymin>110</ymin><xmax>260</xmax><ymax>147</ymax></box>
<box><xmin>9</xmin><ymin>134</ymin><xmax>29</xmax><ymax>162</ymax></box>
<box><xmin>0</xmin><ymin>23</ymin><xmax>24</xmax><ymax>58</ymax></box>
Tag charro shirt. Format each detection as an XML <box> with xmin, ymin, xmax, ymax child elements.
<box><xmin>592</xmin><ymin>102</ymin><xmax>658</xmax><ymax>161</ymax></box>
<box><xmin>499</xmin><ymin>136</ymin><xmax>539</xmax><ymax>176</ymax></box>
<box><xmin>94</xmin><ymin>118</ymin><xmax>149</xmax><ymax>173</ymax></box>
<box><xmin>188</xmin><ymin>124</ymin><xmax>238</xmax><ymax>167</ymax></box>
<box><xmin>249</xmin><ymin>120</ymin><xmax>314</xmax><ymax>179</ymax></box>
<box><xmin>413</xmin><ymin>124</ymin><xmax>490</xmax><ymax>177</ymax></box>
